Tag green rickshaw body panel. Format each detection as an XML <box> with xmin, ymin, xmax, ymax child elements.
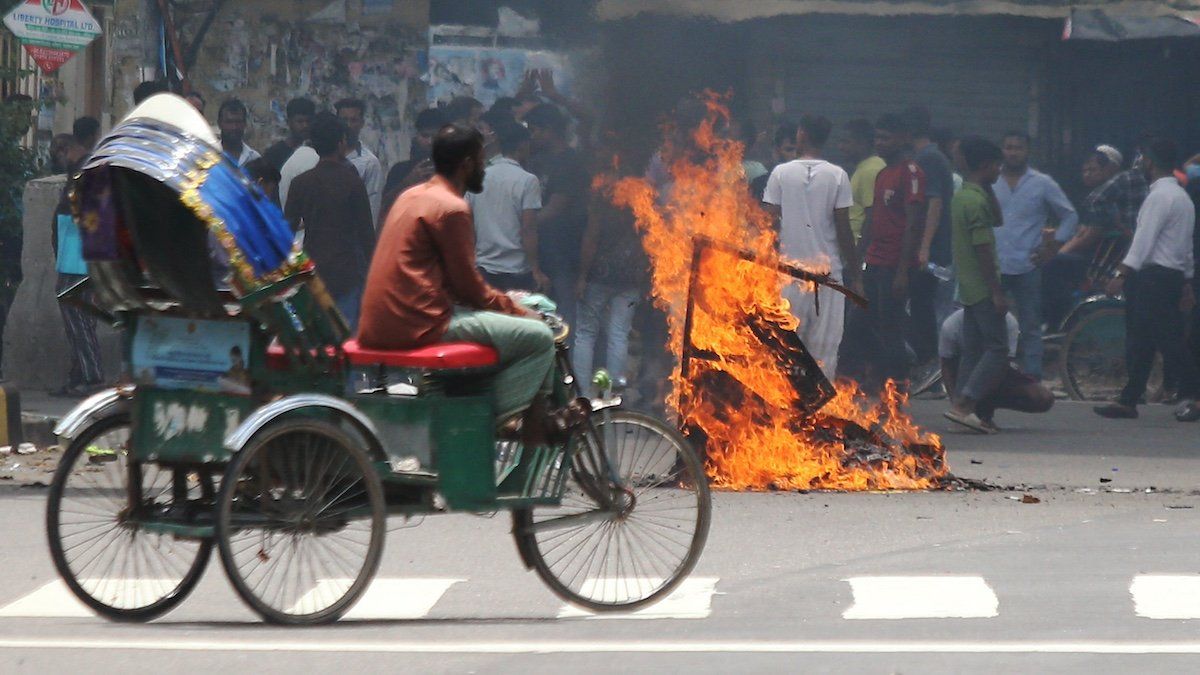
<box><xmin>131</xmin><ymin>388</ymin><xmax>255</xmax><ymax>464</ymax></box>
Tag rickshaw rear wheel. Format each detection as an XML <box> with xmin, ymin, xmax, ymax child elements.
<box><xmin>216</xmin><ymin>418</ymin><xmax>385</xmax><ymax>625</ymax></box>
<box><xmin>46</xmin><ymin>414</ymin><xmax>214</xmax><ymax>622</ymax></box>
<box><xmin>512</xmin><ymin>410</ymin><xmax>711</xmax><ymax>613</ymax></box>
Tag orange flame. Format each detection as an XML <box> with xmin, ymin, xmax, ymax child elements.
<box><xmin>605</xmin><ymin>93</ymin><xmax>947</xmax><ymax>491</ymax></box>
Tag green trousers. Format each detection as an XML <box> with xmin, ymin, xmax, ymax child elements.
<box><xmin>443</xmin><ymin>309</ymin><xmax>556</xmax><ymax>420</ymax></box>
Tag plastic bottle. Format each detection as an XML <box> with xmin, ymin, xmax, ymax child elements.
<box><xmin>925</xmin><ymin>262</ymin><xmax>953</xmax><ymax>282</ymax></box>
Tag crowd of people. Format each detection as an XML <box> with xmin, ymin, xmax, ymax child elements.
<box><xmin>757</xmin><ymin>107</ymin><xmax>1198</xmax><ymax>431</ymax></box>
<box><xmin>29</xmin><ymin>77</ymin><xmax>1200</xmax><ymax>432</ymax></box>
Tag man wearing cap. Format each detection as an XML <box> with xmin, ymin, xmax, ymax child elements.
<box><xmin>1042</xmin><ymin>145</ymin><xmax>1148</xmax><ymax>328</ymax></box>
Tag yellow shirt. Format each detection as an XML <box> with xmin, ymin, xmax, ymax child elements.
<box><xmin>849</xmin><ymin>155</ymin><xmax>886</xmax><ymax>241</ymax></box>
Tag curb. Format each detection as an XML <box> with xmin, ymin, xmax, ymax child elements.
<box><xmin>21</xmin><ymin>413</ymin><xmax>59</xmax><ymax>449</ymax></box>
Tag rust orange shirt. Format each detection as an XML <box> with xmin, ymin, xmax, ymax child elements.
<box><xmin>358</xmin><ymin>175</ymin><xmax>522</xmax><ymax>348</ymax></box>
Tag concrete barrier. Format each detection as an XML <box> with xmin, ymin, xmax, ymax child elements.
<box><xmin>1</xmin><ymin>176</ymin><xmax>122</xmax><ymax>392</ymax></box>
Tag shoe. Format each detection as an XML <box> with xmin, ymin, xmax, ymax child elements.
<box><xmin>944</xmin><ymin>408</ymin><xmax>989</xmax><ymax>433</ymax></box>
<box><xmin>978</xmin><ymin>418</ymin><xmax>1001</xmax><ymax>434</ymax></box>
<box><xmin>1093</xmin><ymin>403</ymin><xmax>1139</xmax><ymax>419</ymax></box>
<box><xmin>1175</xmin><ymin>401</ymin><xmax>1200</xmax><ymax>422</ymax></box>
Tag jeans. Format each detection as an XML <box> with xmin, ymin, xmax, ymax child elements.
<box><xmin>1118</xmin><ymin>266</ymin><xmax>1200</xmax><ymax>407</ymax></box>
<box><xmin>960</xmin><ymin>298</ymin><xmax>1010</xmax><ymax>402</ymax></box>
<box><xmin>545</xmin><ymin>269</ymin><xmax>577</xmax><ymax>337</ymax></box>
<box><xmin>481</xmin><ymin>269</ymin><xmax>535</xmax><ymax>293</ymax></box>
<box><xmin>572</xmin><ymin>284</ymin><xmax>639</xmax><ymax>388</ymax></box>
<box><xmin>443</xmin><ymin>308</ymin><xmax>556</xmax><ymax>420</ymax></box>
<box><xmin>1001</xmin><ymin>269</ymin><xmax>1043</xmax><ymax>378</ymax></box>
<box><xmin>842</xmin><ymin>265</ymin><xmax>909</xmax><ymax>386</ymax></box>
<box><xmin>335</xmin><ymin>286</ymin><xmax>363</xmax><ymax>333</ymax></box>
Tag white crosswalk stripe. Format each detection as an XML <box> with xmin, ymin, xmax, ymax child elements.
<box><xmin>842</xmin><ymin>576</ymin><xmax>999</xmax><ymax>620</ymax></box>
<box><xmin>1130</xmin><ymin>575</ymin><xmax>1200</xmax><ymax>619</ymax></box>
<box><xmin>291</xmin><ymin>578</ymin><xmax>463</xmax><ymax>620</ymax></box>
<box><xmin>0</xmin><ymin>580</ymin><xmax>118</xmax><ymax>618</ymax></box>
<box><xmin>558</xmin><ymin>577</ymin><xmax>719</xmax><ymax>619</ymax></box>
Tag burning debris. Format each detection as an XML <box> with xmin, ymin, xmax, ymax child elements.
<box><xmin>605</xmin><ymin>93</ymin><xmax>949</xmax><ymax>491</ymax></box>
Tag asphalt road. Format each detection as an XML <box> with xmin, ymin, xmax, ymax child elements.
<box><xmin>2</xmin><ymin>398</ymin><xmax>1199</xmax><ymax>674</ymax></box>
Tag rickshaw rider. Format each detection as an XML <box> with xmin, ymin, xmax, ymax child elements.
<box><xmin>358</xmin><ymin>124</ymin><xmax>557</xmax><ymax>440</ymax></box>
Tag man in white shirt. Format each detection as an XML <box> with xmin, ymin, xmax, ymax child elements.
<box><xmin>336</xmin><ymin>98</ymin><xmax>384</xmax><ymax>226</ymax></box>
<box><xmin>466</xmin><ymin>120</ymin><xmax>546</xmax><ymax>292</ymax></box>
<box><xmin>278</xmin><ymin>144</ymin><xmax>319</xmax><ymax>209</ymax></box>
<box><xmin>762</xmin><ymin>115</ymin><xmax>860</xmax><ymax>380</ymax></box>
<box><xmin>218</xmin><ymin>98</ymin><xmax>260</xmax><ymax>167</ymax></box>
<box><xmin>1095</xmin><ymin>138</ymin><xmax>1199</xmax><ymax>421</ymax></box>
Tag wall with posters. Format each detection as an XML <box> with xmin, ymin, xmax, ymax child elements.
<box><xmin>426</xmin><ymin>44</ymin><xmax>573</xmax><ymax>108</ymax></box>
<box><xmin>185</xmin><ymin>0</ymin><xmax>430</xmax><ymax>172</ymax></box>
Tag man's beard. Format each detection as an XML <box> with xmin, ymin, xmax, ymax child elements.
<box><xmin>466</xmin><ymin>166</ymin><xmax>485</xmax><ymax>194</ymax></box>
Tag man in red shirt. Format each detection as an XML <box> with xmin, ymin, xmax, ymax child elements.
<box><xmin>841</xmin><ymin>113</ymin><xmax>927</xmax><ymax>389</ymax></box>
<box><xmin>358</xmin><ymin>124</ymin><xmax>555</xmax><ymax>422</ymax></box>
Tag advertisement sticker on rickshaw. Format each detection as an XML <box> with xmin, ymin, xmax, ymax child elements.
<box><xmin>131</xmin><ymin>316</ymin><xmax>251</xmax><ymax>394</ymax></box>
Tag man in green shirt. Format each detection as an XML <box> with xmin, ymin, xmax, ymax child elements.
<box><xmin>945</xmin><ymin>137</ymin><xmax>1008</xmax><ymax>433</ymax></box>
<box><xmin>839</xmin><ymin>118</ymin><xmax>886</xmax><ymax>242</ymax></box>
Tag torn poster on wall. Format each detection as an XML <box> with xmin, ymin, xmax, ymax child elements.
<box><xmin>426</xmin><ymin>45</ymin><xmax>573</xmax><ymax>108</ymax></box>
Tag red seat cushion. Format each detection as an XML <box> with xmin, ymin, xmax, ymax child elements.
<box><xmin>342</xmin><ymin>339</ymin><xmax>499</xmax><ymax>369</ymax></box>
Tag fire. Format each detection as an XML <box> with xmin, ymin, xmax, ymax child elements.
<box><xmin>605</xmin><ymin>93</ymin><xmax>947</xmax><ymax>491</ymax></box>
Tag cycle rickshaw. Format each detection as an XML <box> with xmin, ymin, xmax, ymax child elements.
<box><xmin>46</xmin><ymin>95</ymin><xmax>710</xmax><ymax>625</ymax></box>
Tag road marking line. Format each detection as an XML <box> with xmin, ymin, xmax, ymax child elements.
<box><xmin>288</xmin><ymin>578</ymin><xmax>463</xmax><ymax>620</ymax></box>
<box><xmin>8</xmin><ymin>638</ymin><xmax>1200</xmax><ymax>654</ymax></box>
<box><xmin>0</xmin><ymin>579</ymin><xmax>178</xmax><ymax>618</ymax></box>
<box><xmin>558</xmin><ymin>577</ymin><xmax>718</xmax><ymax>619</ymax></box>
<box><xmin>0</xmin><ymin>581</ymin><xmax>92</xmax><ymax>618</ymax></box>
<box><xmin>842</xmin><ymin>576</ymin><xmax>998</xmax><ymax>619</ymax></box>
<box><xmin>1131</xmin><ymin>575</ymin><xmax>1200</xmax><ymax>619</ymax></box>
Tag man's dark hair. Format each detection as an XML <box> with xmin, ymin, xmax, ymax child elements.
<box><xmin>334</xmin><ymin>98</ymin><xmax>366</xmax><ymax>115</ymax></box>
<box><xmin>480</xmin><ymin>107</ymin><xmax>515</xmax><ymax>131</ymax></box>
<box><xmin>1144</xmin><ymin>137</ymin><xmax>1180</xmax><ymax>171</ymax></box>
<box><xmin>495</xmin><ymin>120</ymin><xmax>531</xmax><ymax>156</ymax></box>
<box><xmin>773</xmin><ymin>120</ymin><xmax>798</xmax><ymax>148</ymax></box>
<box><xmin>286</xmin><ymin>97</ymin><xmax>316</xmax><ymax>119</ymax></box>
<box><xmin>524</xmin><ymin>103</ymin><xmax>568</xmax><ymax>136</ymax></box>
<box><xmin>902</xmin><ymin>106</ymin><xmax>932</xmax><ymax>139</ymax></box>
<box><xmin>218</xmin><ymin>98</ymin><xmax>247</xmax><ymax>120</ymax></box>
<box><xmin>489</xmin><ymin>97</ymin><xmax>518</xmax><ymax>118</ymax></box>
<box><xmin>72</xmin><ymin>116</ymin><xmax>100</xmax><ymax>144</ymax></box>
<box><xmin>415</xmin><ymin>107</ymin><xmax>446</xmax><ymax>131</ymax></box>
<box><xmin>1001</xmin><ymin>130</ymin><xmax>1031</xmax><ymax>145</ymax></box>
<box><xmin>444</xmin><ymin>96</ymin><xmax>482</xmax><ymax>124</ymax></box>
<box><xmin>244</xmin><ymin>156</ymin><xmax>281</xmax><ymax>185</ymax></box>
<box><xmin>960</xmin><ymin>136</ymin><xmax>1003</xmax><ymax>172</ymax></box>
<box><xmin>799</xmin><ymin>114</ymin><xmax>833</xmax><ymax>149</ymax></box>
<box><xmin>309</xmin><ymin>112</ymin><xmax>347</xmax><ymax>157</ymax></box>
<box><xmin>845</xmin><ymin>118</ymin><xmax>874</xmax><ymax>144</ymax></box>
<box><xmin>875</xmin><ymin>113</ymin><xmax>910</xmax><ymax>135</ymax></box>
<box><xmin>133</xmin><ymin>80</ymin><xmax>169</xmax><ymax>105</ymax></box>
<box><xmin>930</xmin><ymin>126</ymin><xmax>954</xmax><ymax>150</ymax></box>
<box><xmin>432</xmin><ymin>124</ymin><xmax>484</xmax><ymax>177</ymax></box>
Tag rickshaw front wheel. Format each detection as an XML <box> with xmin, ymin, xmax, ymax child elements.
<box><xmin>512</xmin><ymin>410</ymin><xmax>711</xmax><ymax>613</ymax></box>
<box><xmin>215</xmin><ymin>418</ymin><xmax>385</xmax><ymax>625</ymax></box>
<box><xmin>46</xmin><ymin>414</ymin><xmax>214</xmax><ymax>622</ymax></box>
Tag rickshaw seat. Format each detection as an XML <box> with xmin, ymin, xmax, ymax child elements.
<box><xmin>341</xmin><ymin>339</ymin><xmax>499</xmax><ymax>370</ymax></box>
